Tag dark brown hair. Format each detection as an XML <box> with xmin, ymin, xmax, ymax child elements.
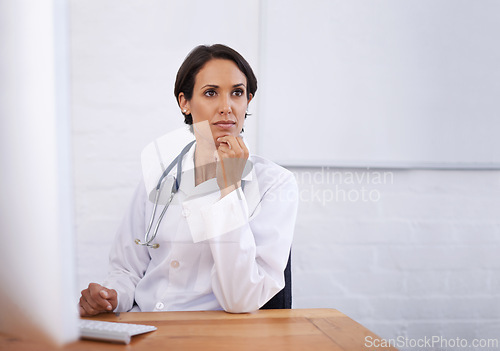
<box><xmin>174</xmin><ymin>44</ymin><xmax>258</xmax><ymax>125</ymax></box>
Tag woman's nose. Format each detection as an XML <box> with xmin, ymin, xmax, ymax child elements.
<box><xmin>219</xmin><ymin>96</ymin><xmax>232</xmax><ymax>115</ymax></box>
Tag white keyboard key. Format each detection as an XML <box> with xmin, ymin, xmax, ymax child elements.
<box><xmin>79</xmin><ymin>319</ymin><xmax>157</xmax><ymax>344</ymax></box>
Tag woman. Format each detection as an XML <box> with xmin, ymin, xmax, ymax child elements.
<box><xmin>79</xmin><ymin>44</ymin><xmax>298</xmax><ymax>315</ymax></box>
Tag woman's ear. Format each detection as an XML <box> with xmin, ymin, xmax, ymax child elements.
<box><xmin>178</xmin><ymin>93</ymin><xmax>190</xmax><ymax>114</ymax></box>
<box><xmin>247</xmin><ymin>93</ymin><xmax>253</xmax><ymax>106</ymax></box>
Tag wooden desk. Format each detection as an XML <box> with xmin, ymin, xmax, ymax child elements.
<box><xmin>0</xmin><ymin>309</ymin><xmax>396</xmax><ymax>350</ymax></box>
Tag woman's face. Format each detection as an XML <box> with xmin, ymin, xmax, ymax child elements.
<box><xmin>179</xmin><ymin>59</ymin><xmax>252</xmax><ymax>147</ymax></box>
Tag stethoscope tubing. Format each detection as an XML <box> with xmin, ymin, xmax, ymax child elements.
<box><xmin>135</xmin><ymin>140</ymin><xmax>196</xmax><ymax>248</ymax></box>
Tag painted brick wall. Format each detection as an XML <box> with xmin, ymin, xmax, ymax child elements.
<box><xmin>290</xmin><ymin>167</ymin><xmax>500</xmax><ymax>345</ymax></box>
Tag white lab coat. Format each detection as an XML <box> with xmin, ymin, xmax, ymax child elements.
<box><xmin>103</xmin><ymin>142</ymin><xmax>298</xmax><ymax>313</ymax></box>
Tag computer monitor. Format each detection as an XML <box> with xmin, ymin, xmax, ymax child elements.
<box><xmin>0</xmin><ymin>0</ymin><xmax>79</xmax><ymax>345</ymax></box>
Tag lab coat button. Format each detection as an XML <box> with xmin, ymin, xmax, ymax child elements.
<box><xmin>182</xmin><ymin>208</ymin><xmax>190</xmax><ymax>217</ymax></box>
<box><xmin>156</xmin><ymin>302</ymin><xmax>164</xmax><ymax>310</ymax></box>
<box><xmin>170</xmin><ymin>260</ymin><xmax>180</xmax><ymax>268</ymax></box>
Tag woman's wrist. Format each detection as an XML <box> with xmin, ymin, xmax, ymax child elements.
<box><xmin>220</xmin><ymin>181</ymin><xmax>241</xmax><ymax>198</ymax></box>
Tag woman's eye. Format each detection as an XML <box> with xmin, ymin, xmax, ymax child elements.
<box><xmin>233</xmin><ymin>89</ymin><xmax>244</xmax><ymax>97</ymax></box>
<box><xmin>204</xmin><ymin>90</ymin><xmax>216</xmax><ymax>97</ymax></box>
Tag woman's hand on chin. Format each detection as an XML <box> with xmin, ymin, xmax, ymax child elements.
<box><xmin>215</xmin><ymin>136</ymin><xmax>248</xmax><ymax>197</ymax></box>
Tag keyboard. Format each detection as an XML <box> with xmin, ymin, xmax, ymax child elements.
<box><xmin>79</xmin><ymin>319</ymin><xmax>157</xmax><ymax>344</ymax></box>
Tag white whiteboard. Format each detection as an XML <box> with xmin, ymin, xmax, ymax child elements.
<box><xmin>256</xmin><ymin>0</ymin><xmax>500</xmax><ymax>168</ymax></box>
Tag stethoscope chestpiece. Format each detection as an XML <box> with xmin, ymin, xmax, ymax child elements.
<box><xmin>134</xmin><ymin>238</ymin><xmax>160</xmax><ymax>249</ymax></box>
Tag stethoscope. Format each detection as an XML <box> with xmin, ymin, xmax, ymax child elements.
<box><xmin>135</xmin><ymin>140</ymin><xmax>196</xmax><ymax>249</ymax></box>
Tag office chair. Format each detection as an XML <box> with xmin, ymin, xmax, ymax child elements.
<box><xmin>260</xmin><ymin>252</ymin><xmax>292</xmax><ymax>309</ymax></box>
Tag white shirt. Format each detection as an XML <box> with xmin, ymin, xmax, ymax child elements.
<box><xmin>103</xmin><ymin>142</ymin><xmax>298</xmax><ymax>313</ymax></box>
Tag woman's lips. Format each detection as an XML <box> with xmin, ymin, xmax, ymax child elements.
<box><xmin>214</xmin><ymin>121</ymin><xmax>235</xmax><ymax>129</ymax></box>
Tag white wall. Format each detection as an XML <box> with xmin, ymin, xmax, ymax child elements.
<box><xmin>70</xmin><ymin>1</ymin><xmax>500</xmax><ymax>348</ymax></box>
<box><xmin>258</xmin><ymin>0</ymin><xmax>500</xmax><ymax>167</ymax></box>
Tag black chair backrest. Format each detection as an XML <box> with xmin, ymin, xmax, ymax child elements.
<box><xmin>260</xmin><ymin>252</ymin><xmax>292</xmax><ymax>309</ymax></box>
